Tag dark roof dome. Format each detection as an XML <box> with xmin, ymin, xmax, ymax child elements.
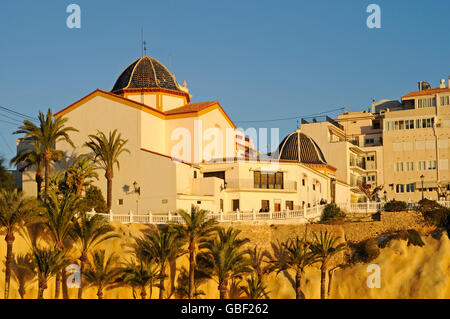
<box><xmin>274</xmin><ymin>131</ymin><xmax>327</xmax><ymax>164</ymax></box>
<box><xmin>111</xmin><ymin>56</ymin><xmax>185</xmax><ymax>93</ymax></box>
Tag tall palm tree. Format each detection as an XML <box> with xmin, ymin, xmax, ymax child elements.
<box><xmin>310</xmin><ymin>231</ymin><xmax>346</xmax><ymax>299</ymax></box>
<box><xmin>70</xmin><ymin>212</ymin><xmax>119</xmax><ymax>298</ymax></box>
<box><xmin>66</xmin><ymin>155</ymin><xmax>99</xmax><ymax>196</ymax></box>
<box><xmin>13</xmin><ymin>109</ymin><xmax>78</xmax><ymax>199</ymax></box>
<box><xmin>121</xmin><ymin>258</ymin><xmax>160</xmax><ymax>299</ymax></box>
<box><xmin>41</xmin><ymin>191</ymin><xmax>80</xmax><ymax>299</ymax></box>
<box><xmin>84</xmin><ymin>130</ymin><xmax>130</xmax><ymax>211</ymax></box>
<box><xmin>0</xmin><ymin>188</ymin><xmax>41</xmax><ymax>298</ymax></box>
<box><xmin>10</xmin><ymin>141</ymin><xmax>46</xmax><ymax>199</ymax></box>
<box><xmin>26</xmin><ymin>245</ymin><xmax>66</xmax><ymax>299</ymax></box>
<box><xmin>84</xmin><ymin>249</ymin><xmax>121</xmax><ymax>299</ymax></box>
<box><xmin>172</xmin><ymin>205</ymin><xmax>218</xmax><ymax>299</ymax></box>
<box><xmin>199</xmin><ymin>227</ymin><xmax>251</xmax><ymax>299</ymax></box>
<box><xmin>135</xmin><ymin>227</ymin><xmax>185</xmax><ymax>299</ymax></box>
<box><xmin>240</xmin><ymin>274</ymin><xmax>270</xmax><ymax>299</ymax></box>
<box><xmin>269</xmin><ymin>237</ymin><xmax>316</xmax><ymax>299</ymax></box>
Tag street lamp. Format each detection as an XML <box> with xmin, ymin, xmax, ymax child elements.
<box><xmin>133</xmin><ymin>181</ymin><xmax>141</xmax><ymax>215</ymax></box>
<box><xmin>420</xmin><ymin>175</ymin><xmax>424</xmax><ymax>200</ymax></box>
<box><xmin>383</xmin><ymin>190</ymin><xmax>387</xmax><ymax>202</ymax></box>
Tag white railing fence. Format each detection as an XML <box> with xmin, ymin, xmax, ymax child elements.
<box><xmin>85</xmin><ymin>204</ymin><xmax>326</xmax><ymax>225</ymax></box>
<box><xmin>84</xmin><ymin>201</ymin><xmax>450</xmax><ymax>225</ymax></box>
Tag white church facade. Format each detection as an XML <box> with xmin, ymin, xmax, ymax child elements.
<box><xmin>19</xmin><ymin>56</ymin><xmax>350</xmax><ymax>215</ymax></box>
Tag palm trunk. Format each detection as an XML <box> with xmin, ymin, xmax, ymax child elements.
<box><xmin>4</xmin><ymin>232</ymin><xmax>15</xmax><ymax>299</ymax></box>
<box><xmin>97</xmin><ymin>287</ymin><xmax>103</xmax><ymax>299</ymax></box>
<box><xmin>78</xmin><ymin>256</ymin><xmax>86</xmax><ymax>299</ymax></box>
<box><xmin>44</xmin><ymin>150</ymin><xmax>51</xmax><ymax>200</ymax></box>
<box><xmin>105</xmin><ymin>170</ymin><xmax>113</xmax><ymax>212</ymax></box>
<box><xmin>295</xmin><ymin>268</ymin><xmax>305</xmax><ymax>299</ymax></box>
<box><xmin>140</xmin><ymin>286</ymin><xmax>147</xmax><ymax>299</ymax></box>
<box><xmin>36</xmin><ymin>172</ymin><xmax>43</xmax><ymax>200</ymax></box>
<box><xmin>149</xmin><ymin>280</ymin><xmax>153</xmax><ymax>299</ymax></box>
<box><xmin>327</xmin><ymin>269</ymin><xmax>334</xmax><ymax>298</ymax></box>
<box><xmin>218</xmin><ymin>281</ymin><xmax>227</xmax><ymax>299</ymax></box>
<box><xmin>320</xmin><ymin>263</ymin><xmax>327</xmax><ymax>299</ymax></box>
<box><xmin>55</xmin><ymin>272</ymin><xmax>61</xmax><ymax>299</ymax></box>
<box><xmin>62</xmin><ymin>269</ymin><xmax>69</xmax><ymax>299</ymax></box>
<box><xmin>159</xmin><ymin>263</ymin><xmax>166</xmax><ymax>299</ymax></box>
<box><xmin>38</xmin><ymin>280</ymin><xmax>47</xmax><ymax>299</ymax></box>
<box><xmin>188</xmin><ymin>243</ymin><xmax>195</xmax><ymax>299</ymax></box>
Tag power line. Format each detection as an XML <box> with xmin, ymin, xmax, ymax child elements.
<box><xmin>0</xmin><ymin>112</ymin><xmax>22</xmax><ymax>125</ymax></box>
<box><xmin>0</xmin><ymin>105</ymin><xmax>37</xmax><ymax>121</ymax></box>
<box><xmin>0</xmin><ymin>133</ymin><xmax>14</xmax><ymax>155</ymax></box>
<box><xmin>0</xmin><ymin>119</ymin><xmax>20</xmax><ymax>126</ymax></box>
<box><xmin>234</xmin><ymin>107</ymin><xmax>345</xmax><ymax>124</ymax></box>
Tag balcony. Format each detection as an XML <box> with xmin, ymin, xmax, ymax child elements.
<box><xmin>224</xmin><ymin>178</ymin><xmax>297</xmax><ymax>191</ymax></box>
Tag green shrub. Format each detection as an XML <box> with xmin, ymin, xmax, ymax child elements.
<box><xmin>379</xmin><ymin>230</ymin><xmax>425</xmax><ymax>248</ymax></box>
<box><xmin>321</xmin><ymin>203</ymin><xmax>346</xmax><ymax>222</ymax></box>
<box><xmin>405</xmin><ymin>229</ymin><xmax>425</xmax><ymax>247</ymax></box>
<box><xmin>418</xmin><ymin>198</ymin><xmax>442</xmax><ymax>213</ymax></box>
<box><xmin>383</xmin><ymin>200</ymin><xmax>408</xmax><ymax>212</ymax></box>
<box><xmin>77</xmin><ymin>185</ymin><xmax>108</xmax><ymax>214</ymax></box>
<box><xmin>349</xmin><ymin>238</ymin><xmax>380</xmax><ymax>264</ymax></box>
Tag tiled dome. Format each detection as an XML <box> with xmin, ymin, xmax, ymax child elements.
<box><xmin>274</xmin><ymin>131</ymin><xmax>327</xmax><ymax>164</ymax></box>
<box><xmin>111</xmin><ymin>56</ymin><xmax>184</xmax><ymax>93</ymax></box>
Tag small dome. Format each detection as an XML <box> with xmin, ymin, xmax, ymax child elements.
<box><xmin>111</xmin><ymin>56</ymin><xmax>185</xmax><ymax>93</ymax></box>
<box><xmin>274</xmin><ymin>131</ymin><xmax>327</xmax><ymax>164</ymax></box>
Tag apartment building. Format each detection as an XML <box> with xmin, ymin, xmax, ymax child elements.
<box><xmin>382</xmin><ymin>79</ymin><xmax>450</xmax><ymax>201</ymax></box>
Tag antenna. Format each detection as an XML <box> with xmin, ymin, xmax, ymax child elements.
<box><xmin>141</xmin><ymin>26</ymin><xmax>147</xmax><ymax>57</ymax></box>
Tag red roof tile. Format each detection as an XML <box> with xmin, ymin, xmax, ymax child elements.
<box><xmin>164</xmin><ymin>101</ymin><xmax>218</xmax><ymax>114</ymax></box>
<box><xmin>402</xmin><ymin>87</ymin><xmax>450</xmax><ymax>99</ymax></box>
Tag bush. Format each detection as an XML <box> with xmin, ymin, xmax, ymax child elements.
<box><xmin>321</xmin><ymin>203</ymin><xmax>346</xmax><ymax>222</ymax></box>
<box><xmin>418</xmin><ymin>198</ymin><xmax>442</xmax><ymax>213</ymax></box>
<box><xmin>349</xmin><ymin>238</ymin><xmax>380</xmax><ymax>264</ymax></box>
<box><xmin>379</xmin><ymin>230</ymin><xmax>425</xmax><ymax>248</ymax></box>
<box><xmin>77</xmin><ymin>186</ymin><xmax>108</xmax><ymax>214</ymax></box>
<box><xmin>383</xmin><ymin>200</ymin><xmax>408</xmax><ymax>212</ymax></box>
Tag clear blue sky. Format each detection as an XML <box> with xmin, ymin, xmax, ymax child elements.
<box><xmin>1</xmin><ymin>0</ymin><xmax>450</xmax><ymax>165</ymax></box>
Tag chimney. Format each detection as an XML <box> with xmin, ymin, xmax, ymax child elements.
<box><xmin>418</xmin><ymin>81</ymin><xmax>423</xmax><ymax>91</ymax></box>
<box><xmin>448</xmin><ymin>76</ymin><xmax>450</xmax><ymax>88</ymax></box>
<box><xmin>440</xmin><ymin>79</ymin><xmax>446</xmax><ymax>88</ymax></box>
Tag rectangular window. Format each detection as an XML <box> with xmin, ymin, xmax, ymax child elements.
<box><xmin>406</xmin><ymin>183</ymin><xmax>415</xmax><ymax>193</ymax></box>
<box><xmin>418</xmin><ymin>161</ymin><xmax>426</xmax><ymax>171</ymax></box>
<box><xmin>428</xmin><ymin>160</ymin><xmax>437</xmax><ymax>170</ymax></box>
<box><xmin>396</xmin><ymin>162</ymin><xmax>404</xmax><ymax>172</ymax></box>
<box><xmin>406</xmin><ymin>162</ymin><xmax>414</xmax><ymax>171</ymax></box>
<box><xmin>232</xmin><ymin>199</ymin><xmax>240</xmax><ymax>211</ymax></box>
<box><xmin>261</xmin><ymin>200</ymin><xmax>269</xmax><ymax>212</ymax></box>
<box><xmin>396</xmin><ymin>184</ymin><xmax>405</xmax><ymax>193</ymax></box>
<box><xmin>286</xmin><ymin>201</ymin><xmax>294</xmax><ymax>210</ymax></box>
<box><xmin>254</xmin><ymin>171</ymin><xmax>284</xmax><ymax>189</ymax></box>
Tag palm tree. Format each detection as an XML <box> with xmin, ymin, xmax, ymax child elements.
<box><xmin>41</xmin><ymin>191</ymin><xmax>80</xmax><ymax>299</ymax></box>
<box><xmin>0</xmin><ymin>188</ymin><xmax>41</xmax><ymax>298</ymax></box>
<box><xmin>70</xmin><ymin>212</ymin><xmax>119</xmax><ymax>298</ymax></box>
<box><xmin>269</xmin><ymin>237</ymin><xmax>316</xmax><ymax>299</ymax></box>
<box><xmin>0</xmin><ymin>157</ymin><xmax>14</xmax><ymax>190</ymax></box>
<box><xmin>121</xmin><ymin>258</ymin><xmax>160</xmax><ymax>299</ymax></box>
<box><xmin>84</xmin><ymin>249</ymin><xmax>121</xmax><ymax>299</ymax></box>
<box><xmin>135</xmin><ymin>226</ymin><xmax>185</xmax><ymax>299</ymax></box>
<box><xmin>13</xmin><ymin>109</ymin><xmax>78</xmax><ymax>199</ymax></box>
<box><xmin>27</xmin><ymin>245</ymin><xmax>66</xmax><ymax>299</ymax></box>
<box><xmin>84</xmin><ymin>130</ymin><xmax>130</xmax><ymax>211</ymax></box>
<box><xmin>174</xmin><ymin>265</ymin><xmax>209</xmax><ymax>299</ymax></box>
<box><xmin>172</xmin><ymin>205</ymin><xmax>218</xmax><ymax>299</ymax></box>
<box><xmin>65</xmin><ymin>155</ymin><xmax>99</xmax><ymax>196</ymax></box>
<box><xmin>11</xmin><ymin>253</ymin><xmax>36</xmax><ymax>299</ymax></box>
<box><xmin>310</xmin><ymin>231</ymin><xmax>346</xmax><ymax>299</ymax></box>
<box><xmin>10</xmin><ymin>141</ymin><xmax>54</xmax><ymax>199</ymax></box>
<box><xmin>199</xmin><ymin>227</ymin><xmax>251</xmax><ymax>299</ymax></box>
<box><xmin>240</xmin><ymin>274</ymin><xmax>270</xmax><ymax>299</ymax></box>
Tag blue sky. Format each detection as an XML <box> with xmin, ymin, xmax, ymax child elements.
<box><xmin>1</xmin><ymin>0</ymin><xmax>450</xmax><ymax>164</ymax></box>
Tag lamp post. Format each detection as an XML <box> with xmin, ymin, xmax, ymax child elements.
<box><xmin>383</xmin><ymin>190</ymin><xmax>387</xmax><ymax>202</ymax></box>
<box><xmin>420</xmin><ymin>175</ymin><xmax>424</xmax><ymax>200</ymax></box>
<box><xmin>133</xmin><ymin>181</ymin><xmax>141</xmax><ymax>214</ymax></box>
